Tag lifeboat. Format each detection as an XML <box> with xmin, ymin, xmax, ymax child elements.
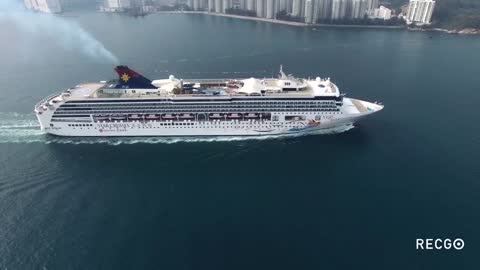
<box><xmin>111</xmin><ymin>114</ymin><xmax>127</xmax><ymax>121</ymax></box>
<box><xmin>261</xmin><ymin>113</ymin><xmax>272</xmax><ymax>120</ymax></box>
<box><xmin>95</xmin><ymin>114</ymin><xmax>110</xmax><ymax>121</ymax></box>
<box><xmin>227</xmin><ymin>113</ymin><xmax>243</xmax><ymax>119</ymax></box>
<box><xmin>183</xmin><ymin>82</ymin><xmax>195</xmax><ymax>91</ymax></box>
<box><xmin>179</xmin><ymin>113</ymin><xmax>194</xmax><ymax>119</ymax></box>
<box><xmin>128</xmin><ymin>114</ymin><xmax>144</xmax><ymax>121</ymax></box>
<box><xmin>226</xmin><ymin>81</ymin><xmax>241</xmax><ymax>89</ymax></box>
<box><xmin>244</xmin><ymin>113</ymin><xmax>260</xmax><ymax>119</ymax></box>
<box><xmin>162</xmin><ymin>114</ymin><xmax>177</xmax><ymax>120</ymax></box>
<box><xmin>208</xmin><ymin>113</ymin><xmax>224</xmax><ymax>119</ymax></box>
<box><xmin>145</xmin><ymin>114</ymin><xmax>160</xmax><ymax>121</ymax></box>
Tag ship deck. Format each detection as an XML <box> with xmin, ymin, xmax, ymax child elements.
<box><xmin>67</xmin><ymin>82</ymin><xmax>325</xmax><ymax>101</ymax></box>
<box><xmin>46</xmin><ymin>74</ymin><xmax>343</xmax><ymax>104</ymax></box>
<box><xmin>351</xmin><ymin>99</ymin><xmax>368</xmax><ymax>113</ymax></box>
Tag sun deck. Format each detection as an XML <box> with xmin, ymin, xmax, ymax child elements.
<box><xmin>63</xmin><ymin>81</ymin><xmax>332</xmax><ymax>101</ymax></box>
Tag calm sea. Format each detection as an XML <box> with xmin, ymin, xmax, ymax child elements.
<box><xmin>0</xmin><ymin>12</ymin><xmax>479</xmax><ymax>269</ymax></box>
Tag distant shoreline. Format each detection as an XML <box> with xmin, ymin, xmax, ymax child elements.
<box><xmin>155</xmin><ymin>11</ymin><xmax>309</xmax><ymax>27</ymax></box>
<box><xmin>407</xmin><ymin>27</ymin><xmax>480</xmax><ymax>35</ymax></box>
<box><xmin>147</xmin><ymin>11</ymin><xmax>480</xmax><ymax>34</ymax></box>
<box><xmin>312</xmin><ymin>24</ymin><xmax>404</xmax><ymax>29</ymax></box>
<box><xmin>154</xmin><ymin>11</ymin><xmax>405</xmax><ymax>29</ymax></box>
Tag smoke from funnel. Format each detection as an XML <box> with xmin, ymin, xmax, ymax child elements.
<box><xmin>0</xmin><ymin>0</ymin><xmax>119</xmax><ymax>64</ymax></box>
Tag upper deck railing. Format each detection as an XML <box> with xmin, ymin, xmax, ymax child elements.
<box><xmin>34</xmin><ymin>91</ymin><xmax>64</xmax><ymax>109</ymax></box>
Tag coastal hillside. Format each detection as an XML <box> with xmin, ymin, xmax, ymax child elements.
<box><xmin>388</xmin><ymin>0</ymin><xmax>480</xmax><ymax>30</ymax></box>
<box><xmin>432</xmin><ymin>0</ymin><xmax>480</xmax><ymax>29</ymax></box>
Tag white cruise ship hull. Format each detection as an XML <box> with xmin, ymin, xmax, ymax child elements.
<box><xmin>34</xmin><ymin>66</ymin><xmax>383</xmax><ymax>137</ymax></box>
<box><xmin>36</xmin><ymin>98</ymin><xmax>382</xmax><ymax>137</ymax></box>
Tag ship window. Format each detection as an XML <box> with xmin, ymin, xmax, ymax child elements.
<box><xmin>285</xmin><ymin>116</ymin><xmax>305</xmax><ymax>121</ymax></box>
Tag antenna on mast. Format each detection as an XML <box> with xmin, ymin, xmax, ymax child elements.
<box><xmin>279</xmin><ymin>64</ymin><xmax>287</xmax><ymax>79</ymax></box>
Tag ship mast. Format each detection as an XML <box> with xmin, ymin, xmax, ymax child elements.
<box><xmin>279</xmin><ymin>65</ymin><xmax>287</xmax><ymax>79</ymax></box>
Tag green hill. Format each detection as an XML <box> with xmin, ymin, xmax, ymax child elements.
<box><xmin>388</xmin><ymin>0</ymin><xmax>480</xmax><ymax>29</ymax></box>
<box><xmin>432</xmin><ymin>0</ymin><xmax>480</xmax><ymax>29</ymax></box>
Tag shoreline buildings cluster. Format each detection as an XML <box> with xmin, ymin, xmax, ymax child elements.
<box><xmin>100</xmin><ymin>0</ymin><xmax>397</xmax><ymax>23</ymax></box>
<box><xmin>405</xmin><ymin>0</ymin><xmax>435</xmax><ymax>25</ymax></box>
<box><xmin>24</xmin><ymin>0</ymin><xmax>436</xmax><ymax>26</ymax></box>
<box><xmin>183</xmin><ymin>0</ymin><xmax>392</xmax><ymax>23</ymax></box>
<box><xmin>101</xmin><ymin>0</ymin><xmax>133</xmax><ymax>12</ymax></box>
<box><xmin>23</xmin><ymin>0</ymin><xmax>63</xmax><ymax>13</ymax></box>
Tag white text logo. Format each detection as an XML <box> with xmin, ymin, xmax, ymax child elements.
<box><xmin>416</xmin><ymin>238</ymin><xmax>464</xmax><ymax>250</ymax></box>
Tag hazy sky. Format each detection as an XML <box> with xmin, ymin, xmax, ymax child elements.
<box><xmin>0</xmin><ymin>0</ymin><xmax>119</xmax><ymax>64</ymax></box>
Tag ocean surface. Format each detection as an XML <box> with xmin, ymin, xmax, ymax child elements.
<box><xmin>0</xmin><ymin>12</ymin><xmax>479</xmax><ymax>269</ymax></box>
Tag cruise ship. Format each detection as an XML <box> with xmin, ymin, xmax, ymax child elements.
<box><xmin>34</xmin><ymin>66</ymin><xmax>383</xmax><ymax>137</ymax></box>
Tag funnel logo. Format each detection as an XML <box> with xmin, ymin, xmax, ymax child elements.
<box><xmin>121</xmin><ymin>73</ymin><xmax>130</xmax><ymax>82</ymax></box>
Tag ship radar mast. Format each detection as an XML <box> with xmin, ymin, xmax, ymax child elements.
<box><xmin>279</xmin><ymin>65</ymin><xmax>287</xmax><ymax>79</ymax></box>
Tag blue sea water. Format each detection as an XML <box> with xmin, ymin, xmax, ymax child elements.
<box><xmin>0</xmin><ymin>12</ymin><xmax>479</xmax><ymax>269</ymax></box>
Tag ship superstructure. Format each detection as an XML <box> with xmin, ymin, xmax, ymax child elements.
<box><xmin>34</xmin><ymin>66</ymin><xmax>383</xmax><ymax>137</ymax></box>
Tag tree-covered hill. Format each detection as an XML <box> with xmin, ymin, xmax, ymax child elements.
<box><xmin>384</xmin><ymin>0</ymin><xmax>480</xmax><ymax>29</ymax></box>
<box><xmin>432</xmin><ymin>0</ymin><xmax>480</xmax><ymax>29</ymax></box>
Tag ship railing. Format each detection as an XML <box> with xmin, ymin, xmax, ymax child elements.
<box><xmin>34</xmin><ymin>91</ymin><xmax>64</xmax><ymax>110</ymax></box>
<box><xmin>184</xmin><ymin>78</ymin><xmax>247</xmax><ymax>83</ymax></box>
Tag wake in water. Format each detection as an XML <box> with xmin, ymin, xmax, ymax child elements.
<box><xmin>0</xmin><ymin>113</ymin><xmax>354</xmax><ymax>145</ymax></box>
<box><xmin>0</xmin><ymin>113</ymin><xmax>44</xmax><ymax>143</ymax></box>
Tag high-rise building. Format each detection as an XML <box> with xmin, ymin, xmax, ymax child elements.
<box><xmin>292</xmin><ymin>0</ymin><xmax>303</xmax><ymax>17</ymax></box>
<box><xmin>102</xmin><ymin>0</ymin><xmax>131</xmax><ymax>10</ymax></box>
<box><xmin>285</xmin><ymin>0</ymin><xmax>293</xmax><ymax>13</ymax></box>
<box><xmin>370</xmin><ymin>5</ymin><xmax>392</xmax><ymax>20</ymax></box>
<box><xmin>406</xmin><ymin>0</ymin><xmax>435</xmax><ymax>25</ymax></box>
<box><xmin>24</xmin><ymin>0</ymin><xmax>63</xmax><ymax>13</ymax></box>
<box><xmin>366</xmin><ymin>0</ymin><xmax>378</xmax><ymax>11</ymax></box>
<box><xmin>359</xmin><ymin>0</ymin><xmax>368</xmax><ymax>18</ymax></box>
<box><xmin>312</xmin><ymin>0</ymin><xmax>320</xmax><ymax>22</ymax></box>
<box><xmin>317</xmin><ymin>0</ymin><xmax>332</xmax><ymax>19</ymax></box>
<box><xmin>257</xmin><ymin>0</ymin><xmax>265</xmax><ymax>17</ymax></box>
<box><xmin>193</xmin><ymin>0</ymin><xmax>204</xmax><ymax>10</ymax></box>
<box><xmin>247</xmin><ymin>0</ymin><xmax>255</xmax><ymax>11</ymax></box>
<box><xmin>279</xmin><ymin>0</ymin><xmax>287</xmax><ymax>11</ymax></box>
<box><xmin>215</xmin><ymin>0</ymin><xmax>222</xmax><ymax>12</ymax></box>
<box><xmin>342</xmin><ymin>0</ymin><xmax>349</xmax><ymax>18</ymax></box>
<box><xmin>222</xmin><ymin>0</ymin><xmax>231</xmax><ymax>12</ymax></box>
<box><xmin>304</xmin><ymin>0</ymin><xmax>313</xmax><ymax>23</ymax></box>
<box><xmin>274</xmin><ymin>0</ymin><xmax>281</xmax><ymax>17</ymax></box>
<box><xmin>266</xmin><ymin>0</ymin><xmax>275</xmax><ymax>18</ymax></box>
<box><xmin>208</xmin><ymin>0</ymin><xmax>215</xmax><ymax>11</ymax></box>
<box><xmin>239</xmin><ymin>0</ymin><xmax>247</xmax><ymax>9</ymax></box>
<box><xmin>351</xmin><ymin>0</ymin><xmax>363</xmax><ymax>18</ymax></box>
<box><xmin>331</xmin><ymin>0</ymin><xmax>347</xmax><ymax>19</ymax></box>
